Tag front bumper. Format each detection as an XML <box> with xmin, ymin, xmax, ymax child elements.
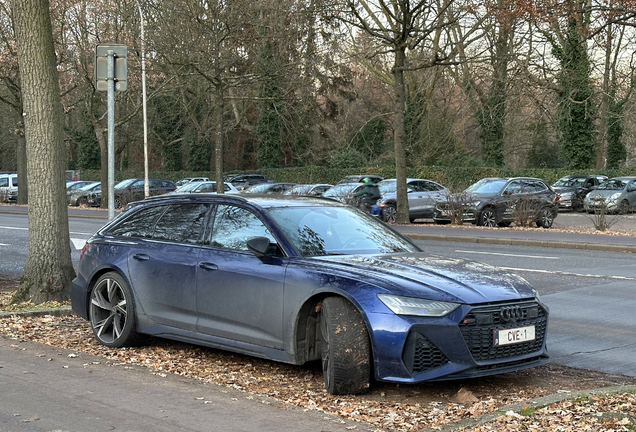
<box><xmin>368</xmin><ymin>299</ymin><xmax>549</xmax><ymax>383</ymax></box>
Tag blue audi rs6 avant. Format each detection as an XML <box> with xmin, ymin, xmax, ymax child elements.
<box><xmin>71</xmin><ymin>194</ymin><xmax>548</xmax><ymax>395</ymax></box>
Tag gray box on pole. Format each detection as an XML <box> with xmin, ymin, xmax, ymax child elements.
<box><xmin>95</xmin><ymin>44</ymin><xmax>128</xmax><ymax>92</ymax></box>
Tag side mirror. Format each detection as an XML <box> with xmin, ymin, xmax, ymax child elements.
<box><xmin>247</xmin><ymin>236</ymin><xmax>273</xmax><ymax>257</ymax></box>
<box><xmin>502</xmin><ymin>190</ymin><xmax>512</xmax><ymax>196</ymax></box>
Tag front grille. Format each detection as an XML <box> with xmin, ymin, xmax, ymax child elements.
<box><xmin>403</xmin><ymin>332</ymin><xmax>449</xmax><ymax>373</ymax></box>
<box><xmin>459</xmin><ymin>301</ymin><xmax>547</xmax><ymax>362</ymax></box>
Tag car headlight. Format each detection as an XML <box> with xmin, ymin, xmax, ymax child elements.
<box><xmin>377</xmin><ymin>294</ymin><xmax>460</xmax><ymax>317</ymax></box>
<box><xmin>468</xmin><ymin>201</ymin><xmax>481</xmax><ymax>209</ymax></box>
<box><xmin>610</xmin><ymin>193</ymin><xmax>621</xmax><ymax>201</ymax></box>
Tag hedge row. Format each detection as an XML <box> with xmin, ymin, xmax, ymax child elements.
<box><xmin>78</xmin><ymin>166</ymin><xmax>636</xmax><ymax>190</ymax></box>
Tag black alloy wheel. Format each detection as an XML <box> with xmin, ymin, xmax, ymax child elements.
<box><xmin>478</xmin><ymin>208</ymin><xmax>497</xmax><ymax>227</ymax></box>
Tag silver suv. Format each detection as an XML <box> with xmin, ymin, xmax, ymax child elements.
<box><xmin>0</xmin><ymin>173</ymin><xmax>18</xmax><ymax>203</ymax></box>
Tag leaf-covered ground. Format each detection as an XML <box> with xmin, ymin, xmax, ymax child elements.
<box><xmin>2</xmin><ymin>288</ymin><xmax>636</xmax><ymax>432</ymax></box>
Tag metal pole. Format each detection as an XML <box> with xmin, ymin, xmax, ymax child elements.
<box><xmin>107</xmin><ymin>50</ymin><xmax>115</xmax><ymax>220</ymax></box>
<box><xmin>136</xmin><ymin>0</ymin><xmax>149</xmax><ymax>198</ymax></box>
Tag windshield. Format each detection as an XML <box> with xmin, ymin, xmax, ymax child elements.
<box><xmin>553</xmin><ymin>177</ymin><xmax>586</xmax><ymax>187</ymax></box>
<box><xmin>597</xmin><ymin>179</ymin><xmax>626</xmax><ymax>190</ymax></box>
<box><xmin>323</xmin><ymin>183</ymin><xmax>358</xmax><ymax>198</ymax></box>
<box><xmin>115</xmin><ymin>179</ymin><xmax>137</xmax><ymax>189</ymax></box>
<box><xmin>243</xmin><ymin>183</ymin><xmax>273</xmax><ymax>194</ymax></box>
<box><xmin>268</xmin><ymin>206</ymin><xmax>420</xmax><ymax>256</ymax></box>
<box><xmin>465</xmin><ymin>178</ymin><xmax>507</xmax><ymax>194</ymax></box>
<box><xmin>175</xmin><ymin>182</ymin><xmax>202</xmax><ymax>192</ymax></box>
<box><xmin>79</xmin><ymin>182</ymin><xmax>100</xmax><ymax>191</ymax></box>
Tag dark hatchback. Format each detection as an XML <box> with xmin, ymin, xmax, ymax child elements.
<box><xmin>434</xmin><ymin>177</ymin><xmax>559</xmax><ymax>228</ymax></box>
<box><xmin>71</xmin><ymin>194</ymin><xmax>549</xmax><ymax>395</ymax></box>
<box><xmin>551</xmin><ymin>175</ymin><xmax>608</xmax><ymax>211</ymax></box>
<box><xmin>90</xmin><ymin>178</ymin><xmax>176</xmax><ymax>209</ymax></box>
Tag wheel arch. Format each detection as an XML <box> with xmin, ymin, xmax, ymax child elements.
<box><xmin>83</xmin><ymin>266</ymin><xmax>134</xmax><ymax>318</ymax></box>
<box><xmin>292</xmin><ymin>291</ymin><xmax>374</xmax><ymax>366</ymax></box>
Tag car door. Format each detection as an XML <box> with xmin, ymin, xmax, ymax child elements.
<box><xmin>123</xmin><ymin>203</ymin><xmax>210</xmax><ymax>331</ymax></box>
<box><xmin>196</xmin><ymin>204</ymin><xmax>286</xmax><ymax>349</ymax></box>
<box><xmin>627</xmin><ymin>179</ymin><xmax>636</xmax><ymax>209</ymax></box>
<box><xmin>500</xmin><ymin>180</ymin><xmax>523</xmax><ymax>219</ymax></box>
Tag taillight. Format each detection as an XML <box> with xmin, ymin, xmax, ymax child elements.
<box><xmin>80</xmin><ymin>243</ymin><xmax>89</xmax><ymax>260</ymax></box>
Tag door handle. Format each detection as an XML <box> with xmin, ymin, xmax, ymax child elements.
<box><xmin>132</xmin><ymin>253</ymin><xmax>150</xmax><ymax>261</ymax></box>
<box><xmin>199</xmin><ymin>262</ymin><xmax>218</xmax><ymax>271</ymax></box>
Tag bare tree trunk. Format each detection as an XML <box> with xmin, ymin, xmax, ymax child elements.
<box><xmin>214</xmin><ymin>85</ymin><xmax>224</xmax><ymax>192</ymax></box>
<box><xmin>393</xmin><ymin>47</ymin><xmax>409</xmax><ymax>224</ymax></box>
<box><xmin>16</xmin><ymin>134</ymin><xmax>28</xmax><ymax>204</ymax></box>
<box><xmin>12</xmin><ymin>0</ymin><xmax>75</xmax><ymax>303</ymax></box>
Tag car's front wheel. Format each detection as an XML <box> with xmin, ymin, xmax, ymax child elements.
<box><xmin>382</xmin><ymin>204</ymin><xmax>397</xmax><ymax>223</ymax></box>
<box><xmin>536</xmin><ymin>207</ymin><xmax>554</xmax><ymax>228</ymax></box>
<box><xmin>89</xmin><ymin>272</ymin><xmax>145</xmax><ymax>348</ymax></box>
<box><xmin>477</xmin><ymin>208</ymin><xmax>497</xmax><ymax>227</ymax></box>
<box><xmin>320</xmin><ymin>297</ymin><xmax>371</xmax><ymax>395</ymax></box>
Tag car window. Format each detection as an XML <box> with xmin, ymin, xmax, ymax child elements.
<box><xmin>524</xmin><ymin>181</ymin><xmax>547</xmax><ymax>193</ymax></box>
<box><xmin>152</xmin><ymin>203</ymin><xmax>210</xmax><ymax>244</ymax></box>
<box><xmin>0</xmin><ymin>178</ymin><xmax>8</xmax><ymax>188</ymax></box>
<box><xmin>208</xmin><ymin>205</ymin><xmax>276</xmax><ymax>251</ymax></box>
<box><xmin>107</xmin><ymin>205</ymin><xmax>168</xmax><ymax>238</ymax></box>
<box><xmin>503</xmin><ymin>181</ymin><xmax>522</xmax><ymax>195</ymax></box>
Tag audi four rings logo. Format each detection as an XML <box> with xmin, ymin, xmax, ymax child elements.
<box><xmin>500</xmin><ymin>306</ymin><xmax>525</xmax><ymax>322</ymax></box>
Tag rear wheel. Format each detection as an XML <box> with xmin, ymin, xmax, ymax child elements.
<box><xmin>320</xmin><ymin>297</ymin><xmax>371</xmax><ymax>395</ymax></box>
<box><xmin>77</xmin><ymin>196</ymin><xmax>87</xmax><ymax>206</ymax></box>
<box><xmin>477</xmin><ymin>208</ymin><xmax>497</xmax><ymax>227</ymax></box>
<box><xmin>618</xmin><ymin>200</ymin><xmax>630</xmax><ymax>214</ymax></box>
<box><xmin>89</xmin><ymin>272</ymin><xmax>146</xmax><ymax>348</ymax></box>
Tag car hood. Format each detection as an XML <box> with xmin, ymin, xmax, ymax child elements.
<box><xmin>308</xmin><ymin>253</ymin><xmax>536</xmax><ymax>304</ymax></box>
<box><xmin>587</xmin><ymin>189</ymin><xmax>623</xmax><ymax>199</ymax></box>
<box><xmin>552</xmin><ymin>186</ymin><xmax>579</xmax><ymax>193</ymax></box>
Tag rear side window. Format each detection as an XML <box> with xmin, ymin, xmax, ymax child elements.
<box><xmin>153</xmin><ymin>203</ymin><xmax>210</xmax><ymax>244</ymax></box>
<box><xmin>107</xmin><ymin>205</ymin><xmax>168</xmax><ymax>238</ymax></box>
<box><xmin>0</xmin><ymin>178</ymin><xmax>7</xmax><ymax>188</ymax></box>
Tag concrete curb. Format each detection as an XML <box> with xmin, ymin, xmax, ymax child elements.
<box><xmin>0</xmin><ymin>306</ymin><xmax>73</xmax><ymax>319</ymax></box>
<box><xmin>406</xmin><ymin>233</ymin><xmax>636</xmax><ymax>254</ymax></box>
<box><xmin>417</xmin><ymin>384</ymin><xmax>636</xmax><ymax>432</ymax></box>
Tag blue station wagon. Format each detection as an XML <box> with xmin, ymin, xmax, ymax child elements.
<box><xmin>71</xmin><ymin>194</ymin><xmax>549</xmax><ymax>394</ymax></box>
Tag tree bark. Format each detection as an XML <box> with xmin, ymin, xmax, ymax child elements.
<box><xmin>12</xmin><ymin>0</ymin><xmax>75</xmax><ymax>303</ymax></box>
<box><xmin>393</xmin><ymin>46</ymin><xmax>409</xmax><ymax>224</ymax></box>
<box><xmin>16</xmin><ymin>134</ymin><xmax>28</xmax><ymax>204</ymax></box>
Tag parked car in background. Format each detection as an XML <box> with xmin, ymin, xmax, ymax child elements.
<box><xmin>175</xmin><ymin>177</ymin><xmax>209</xmax><ymax>187</ymax></box>
<box><xmin>284</xmin><ymin>183</ymin><xmax>332</xmax><ymax>196</ymax></box>
<box><xmin>89</xmin><ymin>178</ymin><xmax>176</xmax><ymax>209</ymax></box>
<box><xmin>240</xmin><ymin>182</ymin><xmax>297</xmax><ymax>195</ymax></box>
<box><xmin>434</xmin><ymin>177</ymin><xmax>559</xmax><ymax>228</ymax></box>
<box><xmin>0</xmin><ymin>173</ymin><xmax>18</xmax><ymax>203</ymax></box>
<box><xmin>68</xmin><ymin>181</ymin><xmax>101</xmax><ymax>206</ymax></box>
<box><xmin>551</xmin><ymin>174</ymin><xmax>607</xmax><ymax>211</ymax></box>
<box><xmin>172</xmin><ymin>181</ymin><xmax>239</xmax><ymax>195</ymax></box>
<box><xmin>66</xmin><ymin>180</ymin><xmax>96</xmax><ymax>192</ymax></box>
<box><xmin>377</xmin><ymin>178</ymin><xmax>448</xmax><ymax>223</ymax></box>
<box><xmin>336</xmin><ymin>174</ymin><xmax>384</xmax><ymax>185</ymax></box>
<box><xmin>584</xmin><ymin>177</ymin><xmax>636</xmax><ymax>214</ymax></box>
<box><xmin>224</xmin><ymin>173</ymin><xmax>271</xmax><ymax>191</ymax></box>
<box><xmin>322</xmin><ymin>182</ymin><xmax>365</xmax><ymax>203</ymax></box>
<box><xmin>71</xmin><ymin>194</ymin><xmax>548</xmax><ymax>396</ymax></box>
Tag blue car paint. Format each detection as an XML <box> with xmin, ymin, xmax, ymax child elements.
<box><xmin>71</xmin><ymin>194</ymin><xmax>548</xmax><ymax>385</ymax></box>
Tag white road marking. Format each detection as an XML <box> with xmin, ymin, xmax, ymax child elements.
<box><xmin>0</xmin><ymin>243</ymin><xmax>8</xmax><ymax>246</ymax></box>
<box><xmin>0</xmin><ymin>225</ymin><xmax>27</xmax><ymax>231</ymax></box>
<box><xmin>455</xmin><ymin>250</ymin><xmax>560</xmax><ymax>260</ymax></box>
<box><xmin>500</xmin><ymin>266</ymin><xmax>636</xmax><ymax>281</ymax></box>
<box><xmin>70</xmin><ymin>238</ymin><xmax>87</xmax><ymax>250</ymax></box>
